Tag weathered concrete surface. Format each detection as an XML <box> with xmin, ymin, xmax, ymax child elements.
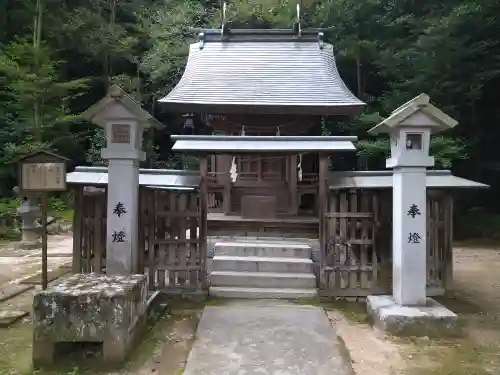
<box><xmin>0</xmin><ymin>283</ymin><xmax>34</xmax><ymax>302</ymax></box>
<box><xmin>33</xmin><ymin>274</ymin><xmax>148</xmax><ymax>368</ymax></box>
<box><xmin>0</xmin><ymin>309</ymin><xmax>29</xmax><ymax>327</ymax></box>
<box><xmin>0</xmin><ymin>235</ymin><xmax>72</xmax><ymax>285</ymax></box>
<box><xmin>367</xmin><ymin>295</ymin><xmax>461</xmax><ymax>337</ymax></box>
<box><xmin>182</xmin><ymin>300</ymin><xmax>353</xmax><ymax>375</ymax></box>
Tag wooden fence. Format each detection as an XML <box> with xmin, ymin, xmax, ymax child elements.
<box><xmin>72</xmin><ymin>185</ymin><xmax>207</xmax><ymax>293</ymax></box>
<box><xmin>320</xmin><ymin>188</ymin><xmax>453</xmax><ymax>297</ymax></box>
<box><xmin>141</xmin><ymin>188</ymin><xmax>206</xmax><ymax>292</ymax></box>
<box><xmin>73</xmin><ymin>183</ymin><xmax>452</xmax><ymax>297</ymax></box>
<box><xmin>72</xmin><ymin>187</ymin><xmax>107</xmax><ymax>273</ymax></box>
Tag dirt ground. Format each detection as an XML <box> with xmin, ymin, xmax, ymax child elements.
<box><xmin>2</xmin><ymin>240</ymin><xmax>500</xmax><ymax>374</ymax></box>
<box><xmin>331</xmin><ymin>246</ymin><xmax>500</xmax><ymax>375</ymax></box>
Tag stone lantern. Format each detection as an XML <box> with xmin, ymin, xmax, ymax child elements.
<box><xmin>13</xmin><ymin>187</ymin><xmax>41</xmax><ymax>250</ymax></box>
<box><xmin>83</xmin><ymin>85</ymin><xmax>161</xmax><ymax>275</ymax></box>
<box><xmin>366</xmin><ymin>94</ymin><xmax>460</xmax><ymax>337</ymax></box>
<box><xmin>369</xmin><ymin>93</ymin><xmax>458</xmax><ymax>306</ymax></box>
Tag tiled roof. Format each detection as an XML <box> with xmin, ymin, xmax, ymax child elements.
<box><xmin>159</xmin><ymin>30</ymin><xmax>365</xmax><ymax>115</ymax></box>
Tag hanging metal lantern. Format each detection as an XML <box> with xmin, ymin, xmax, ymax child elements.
<box><xmin>182</xmin><ymin>113</ymin><xmax>194</xmax><ymax>134</ymax></box>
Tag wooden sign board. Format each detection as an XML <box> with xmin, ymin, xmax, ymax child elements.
<box><xmin>21</xmin><ymin>163</ymin><xmax>66</xmax><ymax>191</ymax></box>
<box><xmin>17</xmin><ymin>152</ymin><xmax>68</xmax><ymax>192</ymax></box>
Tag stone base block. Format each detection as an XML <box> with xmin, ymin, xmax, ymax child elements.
<box><xmin>33</xmin><ymin>274</ymin><xmax>148</xmax><ymax>369</ymax></box>
<box><xmin>367</xmin><ymin>295</ymin><xmax>461</xmax><ymax>337</ymax></box>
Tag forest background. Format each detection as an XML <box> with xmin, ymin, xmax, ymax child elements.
<box><xmin>0</xmin><ymin>0</ymin><xmax>499</xmax><ymax>239</ymax></box>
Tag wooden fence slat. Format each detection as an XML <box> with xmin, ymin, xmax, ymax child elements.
<box><xmin>137</xmin><ymin>188</ymin><xmax>145</xmax><ymax>274</ymax></box>
<box><xmin>155</xmin><ymin>211</ymin><xmax>201</xmax><ymax>217</ymax></box>
<box><xmin>157</xmin><ymin>191</ymin><xmax>167</xmax><ymax>289</ymax></box>
<box><xmin>329</xmin><ymin>194</ymin><xmax>339</xmax><ymax>290</ymax></box>
<box><xmin>348</xmin><ymin>191</ymin><xmax>358</xmax><ymax>288</ymax></box>
<box><xmin>83</xmin><ymin>214</ymin><xmax>92</xmax><ymax>273</ymax></box>
<box><xmin>339</xmin><ymin>191</ymin><xmax>348</xmax><ymax>289</ymax></box>
<box><xmin>148</xmin><ymin>189</ymin><xmax>156</xmax><ymax>290</ymax></box>
<box><xmin>93</xmin><ymin>199</ymin><xmax>102</xmax><ymax>273</ymax></box>
<box><xmin>154</xmin><ymin>239</ymin><xmax>201</xmax><ymax>244</ymax></box>
<box><xmin>443</xmin><ymin>195</ymin><xmax>453</xmax><ymax>290</ymax></box>
<box><xmin>371</xmin><ymin>192</ymin><xmax>379</xmax><ymax>285</ymax></box>
<box><xmin>167</xmin><ymin>192</ymin><xmax>177</xmax><ymax>287</ymax></box>
<box><xmin>360</xmin><ymin>191</ymin><xmax>369</xmax><ymax>288</ymax></box>
<box><xmin>433</xmin><ymin>199</ymin><xmax>440</xmax><ymax>285</ymax></box>
<box><xmin>178</xmin><ymin>194</ymin><xmax>187</xmax><ymax>287</ymax></box>
<box><xmin>189</xmin><ymin>193</ymin><xmax>199</xmax><ymax>286</ymax></box>
<box><xmin>72</xmin><ymin>187</ymin><xmax>83</xmax><ymax>273</ymax></box>
<box><xmin>325</xmin><ymin>212</ymin><xmax>372</xmax><ymax>218</ymax></box>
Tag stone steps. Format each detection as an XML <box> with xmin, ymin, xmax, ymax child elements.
<box><xmin>211</xmin><ymin>270</ymin><xmax>316</xmax><ymax>289</ymax></box>
<box><xmin>214</xmin><ymin>241</ymin><xmax>311</xmax><ymax>258</ymax></box>
<box><xmin>209</xmin><ymin>286</ymin><xmax>318</xmax><ymax>299</ymax></box>
<box><xmin>212</xmin><ymin>255</ymin><xmax>313</xmax><ymax>273</ymax></box>
<box><xmin>209</xmin><ymin>239</ymin><xmax>318</xmax><ymax>299</ymax></box>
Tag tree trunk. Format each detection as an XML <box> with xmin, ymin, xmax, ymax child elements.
<box><xmin>33</xmin><ymin>0</ymin><xmax>43</xmax><ymax>142</ymax></box>
<box><xmin>105</xmin><ymin>0</ymin><xmax>117</xmax><ymax>86</ymax></box>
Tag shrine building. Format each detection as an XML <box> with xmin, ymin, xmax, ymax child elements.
<box><xmin>69</xmin><ymin>18</ymin><xmax>488</xmax><ymax>299</ymax></box>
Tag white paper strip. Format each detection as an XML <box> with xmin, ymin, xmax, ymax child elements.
<box><xmin>297</xmin><ymin>154</ymin><xmax>303</xmax><ymax>182</ymax></box>
<box><xmin>230</xmin><ymin>157</ymin><xmax>238</xmax><ymax>182</ymax></box>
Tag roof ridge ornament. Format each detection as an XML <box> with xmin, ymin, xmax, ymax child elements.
<box><xmin>318</xmin><ymin>32</ymin><xmax>324</xmax><ymax>49</ymax></box>
<box><xmin>221</xmin><ymin>2</ymin><xmax>229</xmax><ymax>37</ymax></box>
<box><xmin>293</xmin><ymin>1</ymin><xmax>302</xmax><ymax>37</ymax></box>
<box><xmin>198</xmin><ymin>32</ymin><xmax>205</xmax><ymax>49</ymax></box>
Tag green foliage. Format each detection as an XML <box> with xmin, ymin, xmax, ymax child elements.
<box><xmin>0</xmin><ymin>198</ymin><xmax>20</xmax><ymax>216</ymax></box>
<box><xmin>86</xmin><ymin>128</ymin><xmax>108</xmax><ymax>166</ymax></box>
<box><xmin>430</xmin><ymin>136</ymin><xmax>468</xmax><ymax>169</ymax></box>
<box><xmin>356</xmin><ymin>138</ymin><xmax>390</xmax><ymax>170</ymax></box>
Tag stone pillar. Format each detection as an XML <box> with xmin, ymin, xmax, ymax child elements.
<box><xmin>392</xmin><ymin>167</ymin><xmax>427</xmax><ymax>306</ymax></box>
<box><xmin>101</xmin><ymin>154</ymin><xmax>143</xmax><ymax>275</ymax></box>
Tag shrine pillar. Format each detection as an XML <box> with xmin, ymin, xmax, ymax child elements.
<box><xmin>83</xmin><ymin>85</ymin><xmax>154</xmax><ymax>275</ymax></box>
<box><xmin>392</xmin><ymin>167</ymin><xmax>428</xmax><ymax>305</ymax></box>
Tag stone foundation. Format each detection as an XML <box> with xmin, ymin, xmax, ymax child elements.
<box><xmin>367</xmin><ymin>295</ymin><xmax>461</xmax><ymax>337</ymax></box>
<box><xmin>33</xmin><ymin>274</ymin><xmax>148</xmax><ymax>369</ymax></box>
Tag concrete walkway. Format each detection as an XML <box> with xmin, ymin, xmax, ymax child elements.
<box><xmin>183</xmin><ymin>300</ymin><xmax>353</xmax><ymax>375</ymax></box>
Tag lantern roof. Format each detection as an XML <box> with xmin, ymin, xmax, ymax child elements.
<box><xmin>159</xmin><ymin>28</ymin><xmax>365</xmax><ymax>115</ymax></box>
<box><xmin>83</xmin><ymin>85</ymin><xmax>163</xmax><ymax>128</ymax></box>
<box><xmin>368</xmin><ymin>94</ymin><xmax>458</xmax><ymax>135</ymax></box>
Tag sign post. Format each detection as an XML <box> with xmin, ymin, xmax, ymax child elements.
<box><xmin>17</xmin><ymin>151</ymin><xmax>68</xmax><ymax>290</ymax></box>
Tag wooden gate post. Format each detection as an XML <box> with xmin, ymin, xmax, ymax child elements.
<box><xmin>318</xmin><ymin>153</ymin><xmax>328</xmax><ymax>268</ymax></box>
